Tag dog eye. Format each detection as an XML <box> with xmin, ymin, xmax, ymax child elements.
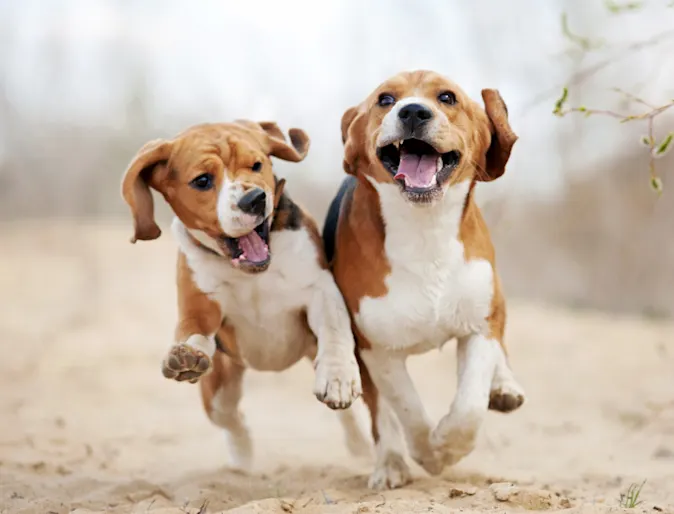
<box><xmin>189</xmin><ymin>173</ymin><xmax>214</xmax><ymax>191</ymax></box>
<box><xmin>251</xmin><ymin>161</ymin><xmax>262</xmax><ymax>172</ymax></box>
<box><xmin>378</xmin><ymin>94</ymin><xmax>396</xmax><ymax>107</ymax></box>
<box><xmin>438</xmin><ymin>91</ymin><xmax>457</xmax><ymax>105</ymax></box>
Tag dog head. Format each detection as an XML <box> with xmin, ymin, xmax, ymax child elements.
<box><xmin>341</xmin><ymin>70</ymin><xmax>517</xmax><ymax>205</ymax></box>
<box><xmin>121</xmin><ymin>121</ymin><xmax>310</xmax><ymax>273</ymax></box>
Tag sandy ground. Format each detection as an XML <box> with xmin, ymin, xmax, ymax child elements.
<box><xmin>1</xmin><ymin>221</ymin><xmax>673</xmax><ymax>514</ymax></box>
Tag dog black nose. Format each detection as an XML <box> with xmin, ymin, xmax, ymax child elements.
<box><xmin>237</xmin><ymin>188</ymin><xmax>267</xmax><ymax>216</ymax></box>
<box><xmin>398</xmin><ymin>103</ymin><xmax>433</xmax><ymax>131</ymax></box>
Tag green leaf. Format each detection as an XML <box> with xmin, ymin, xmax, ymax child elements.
<box><xmin>640</xmin><ymin>135</ymin><xmax>653</xmax><ymax>147</ymax></box>
<box><xmin>651</xmin><ymin>177</ymin><xmax>663</xmax><ymax>194</ymax></box>
<box><xmin>553</xmin><ymin>87</ymin><xmax>569</xmax><ymax>116</ymax></box>
<box><xmin>605</xmin><ymin>0</ymin><xmax>643</xmax><ymax>13</ymax></box>
<box><xmin>655</xmin><ymin>132</ymin><xmax>673</xmax><ymax>156</ymax></box>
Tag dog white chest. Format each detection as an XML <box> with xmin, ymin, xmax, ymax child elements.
<box><xmin>174</xmin><ymin>220</ymin><xmax>321</xmax><ymax>370</ymax></box>
<box><xmin>355</xmin><ymin>181</ymin><xmax>494</xmax><ymax>353</ymax></box>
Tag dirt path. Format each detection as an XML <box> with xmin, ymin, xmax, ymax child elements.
<box><xmin>1</xmin><ymin>222</ymin><xmax>673</xmax><ymax>513</ymax></box>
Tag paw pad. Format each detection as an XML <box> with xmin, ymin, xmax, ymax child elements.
<box><xmin>162</xmin><ymin>344</ymin><xmax>211</xmax><ymax>383</ymax></box>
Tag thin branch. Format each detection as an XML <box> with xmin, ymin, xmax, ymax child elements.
<box><xmin>605</xmin><ymin>0</ymin><xmax>644</xmax><ymax>14</ymax></box>
<box><xmin>554</xmin><ymin>88</ymin><xmax>674</xmax><ymax>192</ymax></box>
<box><xmin>561</xmin><ymin>12</ymin><xmax>604</xmax><ymax>51</ymax></box>
<box><xmin>524</xmin><ymin>28</ymin><xmax>674</xmax><ymax>113</ymax></box>
<box><xmin>611</xmin><ymin>87</ymin><xmax>656</xmax><ymax>109</ymax></box>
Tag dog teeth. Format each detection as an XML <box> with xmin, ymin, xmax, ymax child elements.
<box><xmin>437</xmin><ymin>156</ymin><xmax>443</xmax><ymax>171</ymax></box>
<box><xmin>393</xmin><ymin>140</ymin><xmax>401</xmax><ymax>149</ymax></box>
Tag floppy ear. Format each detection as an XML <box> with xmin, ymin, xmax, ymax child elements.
<box><xmin>341</xmin><ymin>106</ymin><xmax>358</xmax><ymax>144</ymax></box>
<box><xmin>341</xmin><ymin>106</ymin><xmax>365</xmax><ymax>176</ymax></box>
<box><xmin>273</xmin><ymin>177</ymin><xmax>286</xmax><ymax>209</ymax></box>
<box><xmin>480</xmin><ymin>89</ymin><xmax>518</xmax><ymax>181</ymax></box>
<box><xmin>258</xmin><ymin>121</ymin><xmax>310</xmax><ymax>162</ymax></box>
<box><xmin>120</xmin><ymin>139</ymin><xmax>173</xmax><ymax>243</ymax></box>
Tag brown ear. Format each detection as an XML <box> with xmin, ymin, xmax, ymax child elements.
<box><xmin>258</xmin><ymin>121</ymin><xmax>310</xmax><ymax>162</ymax></box>
<box><xmin>480</xmin><ymin>89</ymin><xmax>518</xmax><ymax>181</ymax></box>
<box><xmin>120</xmin><ymin>139</ymin><xmax>173</xmax><ymax>243</ymax></box>
<box><xmin>273</xmin><ymin>177</ymin><xmax>286</xmax><ymax>209</ymax></box>
<box><xmin>341</xmin><ymin>106</ymin><xmax>365</xmax><ymax>176</ymax></box>
<box><xmin>341</xmin><ymin>106</ymin><xmax>358</xmax><ymax>144</ymax></box>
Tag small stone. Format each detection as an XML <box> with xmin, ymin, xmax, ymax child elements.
<box><xmin>490</xmin><ymin>482</ymin><xmax>516</xmax><ymax>502</ymax></box>
<box><xmin>449</xmin><ymin>485</ymin><xmax>478</xmax><ymax>498</ymax></box>
<box><xmin>489</xmin><ymin>483</ymin><xmax>556</xmax><ymax>510</ymax></box>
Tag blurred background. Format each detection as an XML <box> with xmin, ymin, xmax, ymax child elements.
<box><xmin>2</xmin><ymin>1</ymin><xmax>674</xmax><ymax>512</ymax></box>
<box><xmin>1</xmin><ymin>0</ymin><xmax>672</xmax><ymax>316</ymax></box>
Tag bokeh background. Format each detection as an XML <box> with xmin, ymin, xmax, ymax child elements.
<box><xmin>1</xmin><ymin>1</ymin><xmax>674</xmax><ymax>512</ymax></box>
<box><xmin>1</xmin><ymin>0</ymin><xmax>672</xmax><ymax>315</ymax></box>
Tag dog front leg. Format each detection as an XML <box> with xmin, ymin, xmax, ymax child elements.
<box><xmin>162</xmin><ymin>253</ymin><xmax>222</xmax><ymax>383</ymax></box>
<box><xmin>359</xmin><ymin>348</ymin><xmax>443</xmax><ymax>481</ymax></box>
<box><xmin>306</xmin><ymin>271</ymin><xmax>362</xmax><ymax>409</ymax></box>
<box><xmin>431</xmin><ymin>332</ymin><xmax>499</xmax><ymax>465</ymax></box>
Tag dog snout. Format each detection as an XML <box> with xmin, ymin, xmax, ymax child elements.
<box><xmin>237</xmin><ymin>188</ymin><xmax>267</xmax><ymax>216</ymax></box>
<box><xmin>398</xmin><ymin>103</ymin><xmax>433</xmax><ymax>132</ymax></box>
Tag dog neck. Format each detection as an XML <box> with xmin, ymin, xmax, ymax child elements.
<box><xmin>364</xmin><ymin>174</ymin><xmax>474</xmax><ymax>244</ymax></box>
<box><xmin>185</xmin><ymin>227</ymin><xmax>226</xmax><ymax>258</ymax></box>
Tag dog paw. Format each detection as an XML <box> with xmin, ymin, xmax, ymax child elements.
<box><xmin>489</xmin><ymin>379</ymin><xmax>525</xmax><ymax>413</ymax></box>
<box><xmin>431</xmin><ymin>411</ymin><xmax>481</xmax><ymax>467</ymax></box>
<box><xmin>161</xmin><ymin>341</ymin><xmax>212</xmax><ymax>383</ymax></box>
<box><xmin>225</xmin><ymin>427</ymin><xmax>253</xmax><ymax>472</ymax></box>
<box><xmin>313</xmin><ymin>357</ymin><xmax>362</xmax><ymax>410</ymax></box>
<box><xmin>368</xmin><ymin>452</ymin><xmax>411</xmax><ymax>490</ymax></box>
<box><xmin>411</xmin><ymin>445</ymin><xmax>444</xmax><ymax>476</ymax></box>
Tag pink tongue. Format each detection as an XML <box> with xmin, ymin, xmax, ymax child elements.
<box><xmin>238</xmin><ymin>230</ymin><xmax>269</xmax><ymax>263</ymax></box>
<box><xmin>394</xmin><ymin>152</ymin><xmax>438</xmax><ymax>188</ymax></box>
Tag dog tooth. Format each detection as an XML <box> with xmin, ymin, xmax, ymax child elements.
<box><xmin>437</xmin><ymin>156</ymin><xmax>443</xmax><ymax>171</ymax></box>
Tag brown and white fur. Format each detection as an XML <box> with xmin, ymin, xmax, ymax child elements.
<box><xmin>323</xmin><ymin>71</ymin><xmax>526</xmax><ymax>489</ymax></box>
<box><xmin>121</xmin><ymin>120</ymin><xmax>366</xmax><ymax>471</ymax></box>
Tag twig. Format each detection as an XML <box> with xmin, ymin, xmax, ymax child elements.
<box><xmin>196</xmin><ymin>500</ymin><xmax>209</xmax><ymax>514</ymax></box>
<box><xmin>611</xmin><ymin>87</ymin><xmax>656</xmax><ymax>109</ymax></box>
<box><xmin>605</xmin><ymin>0</ymin><xmax>643</xmax><ymax>14</ymax></box>
<box><xmin>525</xmin><ymin>28</ymin><xmax>674</xmax><ymax>112</ymax></box>
<box><xmin>561</xmin><ymin>12</ymin><xmax>603</xmax><ymax>51</ymax></box>
<box><xmin>553</xmin><ymin>87</ymin><xmax>674</xmax><ymax>192</ymax></box>
<box><xmin>321</xmin><ymin>490</ymin><xmax>334</xmax><ymax>505</ymax></box>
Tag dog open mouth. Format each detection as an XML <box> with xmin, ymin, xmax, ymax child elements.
<box><xmin>377</xmin><ymin>139</ymin><xmax>460</xmax><ymax>192</ymax></box>
<box><xmin>222</xmin><ymin>218</ymin><xmax>271</xmax><ymax>271</ymax></box>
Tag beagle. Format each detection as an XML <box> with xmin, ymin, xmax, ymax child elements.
<box><xmin>323</xmin><ymin>71</ymin><xmax>526</xmax><ymax>489</ymax></box>
<box><xmin>121</xmin><ymin>120</ymin><xmax>364</xmax><ymax>471</ymax></box>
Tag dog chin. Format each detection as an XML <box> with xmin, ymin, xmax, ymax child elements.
<box><xmin>376</xmin><ymin>137</ymin><xmax>460</xmax><ymax>205</ymax></box>
<box><xmin>399</xmin><ymin>181</ymin><xmax>445</xmax><ymax>205</ymax></box>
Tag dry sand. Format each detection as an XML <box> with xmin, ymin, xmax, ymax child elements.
<box><xmin>1</xmin><ymin>221</ymin><xmax>673</xmax><ymax>514</ymax></box>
